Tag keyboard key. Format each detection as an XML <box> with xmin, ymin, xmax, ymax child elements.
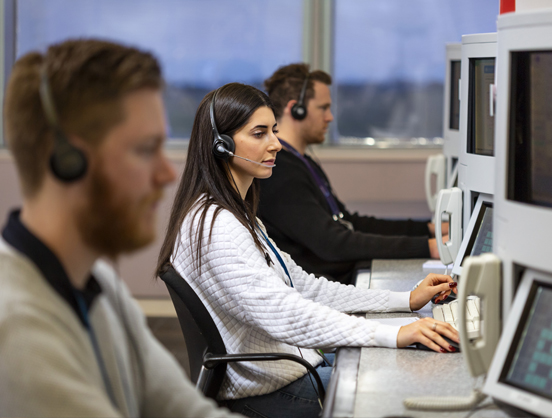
<box><xmin>467</xmin><ymin>300</ymin><xmax>480</xmax><ymax>320</ymax></box>
<box><xmin>432</xmin><ymin>296</ymin><xmax>482</xmax><ymax>341</ymax></box>
<box><xmin>450</xmin><ymin>301</ymin><xmax>459</xmax><ymax>321</ymax></box>
<box><xmin>433</xmin><ymin>306</ymin><xmax>445</xmax><ymax>322</ymax></box>
<box><xmin>442</xmin><ymin>305</ymin><xmax>454</xmax><ymax>323</ymax></box>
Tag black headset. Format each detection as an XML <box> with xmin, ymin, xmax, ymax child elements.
<box><xmin>210</xmin><ymin>88</ymin><xmax>236</xmax><ymax>160</ymax></box>
<box><xmin>290</xmin><ymin>74</ymin><xmax>310</xmax><ymax>120</ymax></box>
<box><xmin>39</xmin><ymin>67</ymin><xmax>88</xmax><ymax>182</ymax></box>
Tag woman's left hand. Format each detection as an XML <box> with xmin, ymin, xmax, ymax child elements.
<box><xmin>409</xmin><ymin>273</ymin><xmax>458</xmax><ymax>311</ymax></box>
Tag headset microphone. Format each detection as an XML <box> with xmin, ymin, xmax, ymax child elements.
<box><xmin>227</xmin><ymin>152</ymin><xmax>276</xmax><ymax>168</ymax></box>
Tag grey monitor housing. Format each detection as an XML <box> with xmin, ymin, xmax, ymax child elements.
<box><xmin>443</xmin><ymin>43</ymin><xmax>462</xmax><ymax>188</ymax></box>
<box><xmin>457</xmin><ymin>33</ymin><xmax>497</xmax><ymax>231</ymax></box>
<box><xmin>480</xmin><ymin>10</ymin><xmax>552</xmax><ymax>418</ymax></box>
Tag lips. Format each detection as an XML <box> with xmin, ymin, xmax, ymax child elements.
<box><xmin>263</xmin><ymin>159</ymin><xmax>276</xmax><ymax>166</ymax></box>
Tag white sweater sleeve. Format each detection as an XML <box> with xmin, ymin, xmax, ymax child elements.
<box><xmin>280</xmin><ymin>242</ymin><xmax>412</xmax><ymax>313</ymax></box>
<box><xmin>182</xmin><ymin>211</ymin><xmax>404</xmax><ymax>349</ymax></box>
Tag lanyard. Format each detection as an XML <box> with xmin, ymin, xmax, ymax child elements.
<box><xmin>279</xmin><ymin>139</ymin><xmax>343</xmax><ymax>221</ymax></box>
<box><xmin>73</xmin><ymin>289</ymin><xmax>118</xmax><ymax>408</ymax></box>
<box><xmin>257</xmin><ymin>226</ymin><xmax>294</xmax><ymax>288</ymax></box>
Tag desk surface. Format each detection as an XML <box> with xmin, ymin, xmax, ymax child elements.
<box><xmin>324</xmin><ymin>259</ymin><xmax>512</xmax><ymax>418</ymax></box>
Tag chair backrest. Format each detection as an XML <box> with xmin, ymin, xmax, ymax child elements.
<box><xmin>159</xmin><ymin>265</ymin><xmax>227</xmax><ymax>397</ymax></box>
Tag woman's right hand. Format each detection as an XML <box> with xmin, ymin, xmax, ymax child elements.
<box><xmin>396</xmin><ymin>317</ymin><xmax>459</xmax><ymax>353</ymax></box>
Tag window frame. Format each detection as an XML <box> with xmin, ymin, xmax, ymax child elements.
<box><xmin>1</xmin><ymin>0</ymin><xmax>443</xmax><ymax>149</ymax></box>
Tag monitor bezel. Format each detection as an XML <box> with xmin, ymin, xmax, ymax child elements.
<box><xmin>484</xmin><ymin>268</ymin><xmax>552</xmax><ymax>416</ymax></box>
<box><xmin>467</xmin><ymin>57</ymin><xmax>496</xmax><ymax>157</ymax></box>
<box><xmin>443</xmin><ymin>43</ymin><xmax>462</xmax><ymax>184</ymax></box>
<box><xmin>451</xmin><ymin>193</ymin><xmax>493</xmax><ymax>277</ymax></box>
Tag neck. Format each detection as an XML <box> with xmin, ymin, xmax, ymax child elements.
<box><xmin>20</xmin><ymin>194</ymin><xmax>98</xmax><ymax>290</ymax></box>
<box><xmin>276</xmin><ymin>118</ymin><xmax>307</xmax><ymax>155</ymax></box>
<box><xmin>227</xmin><ymin>166</ymin><xmax>253</xmax><ymax>200</ymax></box>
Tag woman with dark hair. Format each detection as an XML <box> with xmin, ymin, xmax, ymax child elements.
<box><xmin>157</xmin><ymin>83</ymin><xmax>459</xmax><ymax>418</ymax></box>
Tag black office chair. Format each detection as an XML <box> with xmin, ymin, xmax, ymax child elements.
<box><xmin>159</xmin><ymin>264</ymin><xmax>326</xmax><ymax>403</ymax></box>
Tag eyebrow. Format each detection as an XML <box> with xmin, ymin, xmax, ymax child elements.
<box><xmin>249</xmin><ymin>123</ymin><xmax>278</xmax><ymax>132</ymax></box>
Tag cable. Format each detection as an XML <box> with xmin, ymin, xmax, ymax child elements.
<box><xmin>464</xmin><ymin>400</ymin><xmax>497</xmax><ymax>418</ymax></box>
<box><xmin>403</xmin><ymin>389</ymin><xmax>487</xmax><ymax>411</ymax></box>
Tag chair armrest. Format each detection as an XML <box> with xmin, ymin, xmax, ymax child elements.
<box><xmin>203</xmin><ymin>352</ymin><xmax>326</xmax><ymax>402</ymax></box>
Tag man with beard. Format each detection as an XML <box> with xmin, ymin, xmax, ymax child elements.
<box><xmin>259</xmin><ymin>63</ymin><xmax>444</xmax><ymax>285</ymax></box>
<box><xmin>0</xmin><ymin>39</ymin><xmax>238</xmax><ymax>417</ymax></box>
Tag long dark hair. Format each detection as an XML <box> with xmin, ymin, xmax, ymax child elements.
<box><xmin>157</xmin><ymin>83</ymin><xmax>274</xmax><ymax>275</ymax></box>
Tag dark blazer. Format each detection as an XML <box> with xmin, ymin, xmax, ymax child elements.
<box><xmin>258</xmin><ymin>148</ymin><xmax>431</xmax><ymax>284</ymax></box>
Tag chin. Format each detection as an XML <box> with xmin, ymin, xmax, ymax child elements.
<box><xmin>256</xmin><ymin>168</ymin><xmax>274</xmax><ymax>179</ymax></box>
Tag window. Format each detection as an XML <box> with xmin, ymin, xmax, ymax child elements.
<box><xmin>334</xmin><ymin>0</ymin><xmax>498</xmax><ymax>146</ymax></box>
<box><xmin>15</xmin><ymin>0</ymin><xmax>303</xmax><ymax>141</ymax></box>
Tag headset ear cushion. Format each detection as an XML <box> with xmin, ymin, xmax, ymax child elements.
<box><xmin>291</xmin><ymin>103</ymin><xmax>307</xmax><ymax>120</ymax></box>
<box><xmin>49</xmin><ymin>138</ymin><xmax>88</xmax><ymax>182</ymax></box>
<box><xmin>212</xmin><ymin>134</ymin><xmax>235</xmax><ymax>160</ymax></box>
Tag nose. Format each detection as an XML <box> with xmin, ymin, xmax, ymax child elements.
<box><xmin>269</xmin><ymin>132</ymin><xmax>282</xmax><ymax>153</ymax></box>
<box><xmin>156</xmin><ymin>152</ymin><xmax>177</xmax><ymax>187</ymax></box>
<box><xmin>326</xmin><ymin>108</ymin><xmax>334</xmax><ymax>123</ymax></box>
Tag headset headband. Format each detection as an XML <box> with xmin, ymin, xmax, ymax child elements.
<box><xmin>210</xmin><ymin>89</ymin><xmax>221</xmax><ymax>138</ymax></box>
<box><xmin>39</xmin><ymin>67</ymin><xmax>61</xmax><ymax>128</ymax></box>
<box><xmin>297</xmin><ymin>74</ymin><xmax>310</xmax><ymax>107</ymax></box>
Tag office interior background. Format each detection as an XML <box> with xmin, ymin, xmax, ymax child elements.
<box><xmin>0</xmin><ymin>0</ymin><xmax>498</xmax><ymax>297</ymax></box>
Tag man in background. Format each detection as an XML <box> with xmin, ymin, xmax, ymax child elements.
<box><xmin>259</xmin><ymin>63</ymin><xmax>443</xmax><ymax>285</ymax></box>
<box><xmin>0</xmin><ymin>39</ymin><xmax>238</xmax><ymax>417</ymax></box>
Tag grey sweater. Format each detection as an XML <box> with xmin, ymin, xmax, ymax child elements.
<box><xmin>0</xmin><ymin>237</ymin><xmax>238</xmax><ymax>417</ymax></box>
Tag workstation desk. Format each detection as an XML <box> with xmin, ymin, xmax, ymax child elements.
<box><xmin>322</xmin><ymin>259</ymin><xmax>515</xmax><ymax>418</ymax></box>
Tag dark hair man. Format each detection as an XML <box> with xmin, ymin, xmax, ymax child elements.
<box><xmin>0</xmin><ymin>39</ymin><xmax>238</xmax><ymax>417</ymax></box>
<box><xmin>259</xmin><ymin>63</ymin><xmax>442</xmax><ymax>285</ymax></box>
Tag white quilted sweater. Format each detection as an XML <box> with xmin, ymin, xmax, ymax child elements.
<box><xmin>171</xmin><ymin>203</ymin><xmax>412</xmax><ymax>400</ymax></box>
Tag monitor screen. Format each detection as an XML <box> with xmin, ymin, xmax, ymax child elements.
<box><xmin>468</xmin><ymin>58</ymin><xmax>495</xmax><ymax>156</ymax></box>
<box><xmin>470</xmin><ymin>206</ymin><xmax>493</xmax><ymax>256</ymax></box>
<box><xmin>449</xmin><ymin>60</ymin><xmax>461</xmax><ymax>131</ymax></box>
<box><xmin>508</xmin><ymin>51</ymin><xmax>552</xmax><ymax>208</ymax></box>
<box><xmin>500</xmin><ymin>282</ymin><xmax>552</xmax><ymax>400</ymax></box>
<box><xmin>459</xmin><ymin>202</ymin><xmax>493</xmax><ymax>267</ymax></box>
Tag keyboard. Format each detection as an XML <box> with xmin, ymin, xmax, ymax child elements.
<box><xmin>432</xmin><ymin>296</ymin><xmax>481</xmax><ymax>340</ymax></box>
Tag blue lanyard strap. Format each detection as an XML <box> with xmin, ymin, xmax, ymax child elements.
<box><xmin>257</xmin><ymin>226</ymin><xmax>294</xmax><ymax>288</ymax></box>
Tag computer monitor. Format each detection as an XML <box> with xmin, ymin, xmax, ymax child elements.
<box><xmin>425</xmin><ymin>44</ymin><xmax>462</xmax><ymax>213</ymax></box>
<box><xmin>483</xmin><ymin>268</ymin><xmax>552</xmax><ymax>416</ymax></box>
<box><xmin>468</xmin><ymin>58</ymin><xmax>495</xmax><ymax>157</ymax></box>
<box><xmin>457</xmin><ymin>33</ymin><xmax>497</xmax><ymax>231</ymax></box>
<box><xmin>443</xmin><ymin>43</ymin><xmax>462</xmax><ymax>184</ymax></box>
<box><xmin>451</xmin><ymin>194</ymin><xmax>493</xmax><ymax>277</ymax></box>
<box><xmin>494</xmin><ymin>10</ymin><xmax>552</xmax><ymax>320</ymax></box>
<box><xmin>508</xmin><ymin>50</ymin><xmax>552</xmax><ymax>208</ymax></box>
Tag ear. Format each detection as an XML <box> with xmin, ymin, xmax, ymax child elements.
<box><xmin>284</xmin><ymin>99</ymin><xmax>297</xmax><ymax>116</ymax></box>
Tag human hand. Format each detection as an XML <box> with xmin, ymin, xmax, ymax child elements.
<box><xmin>409</xmin><ymin>273</ymin><xmax>457</xmax><ymax>311</ymax></box>
<box><xmin>428</xmin><ymin>222</ymin><xmax>449</xmax><ymax>237</ymax></box>
<box><xmin>397</xmin><ymin>317</ymin><xmax>459</xmax><ymax>353</ymax></box>
<box><xmin>428</xmin><ymin>235</ymin><xmax>449</xmax><ymax>259</ymax></box>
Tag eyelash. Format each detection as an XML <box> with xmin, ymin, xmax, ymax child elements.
<box><xmin>253</xmin><ymin>129</ymin><xmax>278</xmax><ymax>138</ymax></box>
<box><xmin>137</xmin><ymin>144</ymin><xmax>157</xmax><ymax>156</ymax></box>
